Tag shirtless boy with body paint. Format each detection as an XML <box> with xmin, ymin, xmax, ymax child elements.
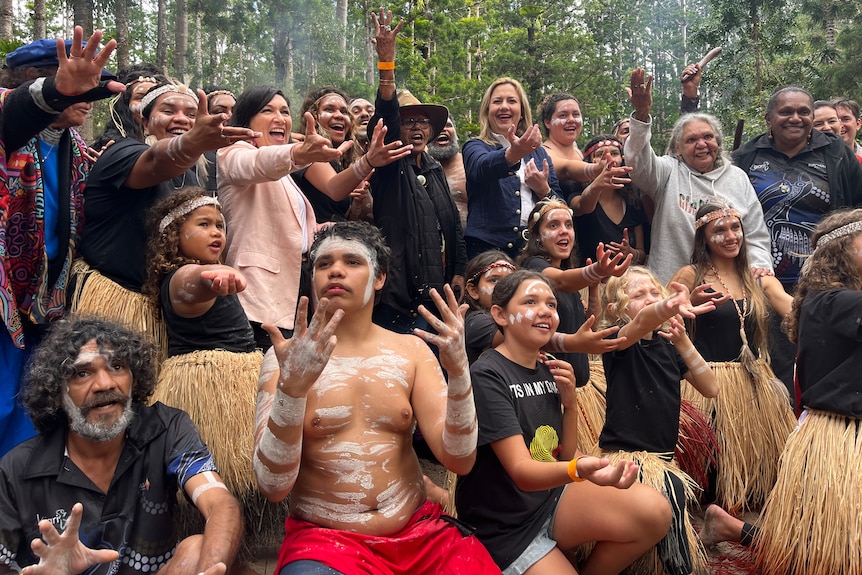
<box><xmin>252</xmin><ymin>221</ymin><xmax>500</xmax><ymax>575</ymax></box>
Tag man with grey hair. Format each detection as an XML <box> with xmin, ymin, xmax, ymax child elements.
<box><xmin>428</xmin><ymin>114</ymin><xmax>469</xmax><ymax>232</ymax></box>
<box><xmin>624</xmin><ymin>67</ymin><xmax>773</xmax><ymax>285</ymax></box>
<box><xmin>0</xmin><ymin>317</ymin><xmax>241</xmax><ymax>575</ymax></box>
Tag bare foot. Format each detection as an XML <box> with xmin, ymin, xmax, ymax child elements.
<box><xmin>699</xmin><ymin>504</ymin><xmax>743</xmax><ymax>546</ymax></box>
<box><xmin>423</xmin><ymin>475</ymin><xmax>450</xmax><ymax>507</ymax></box>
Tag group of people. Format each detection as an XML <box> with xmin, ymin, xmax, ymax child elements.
<box><xmin>2</xmin><ymin>12</ymin><xmax>862</xmax><ymax>575</ymax></box>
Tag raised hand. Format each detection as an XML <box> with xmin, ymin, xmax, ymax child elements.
<box><xmin>364</xmin><ymin>119</ymin><xmax>413</xmax><ymax>167</ymax></box>
<box><xmin>22</xmin><ymin>502</ymin><xmax>120</xmax><ymax>575</ymax></box>
<box><xmin>53</xmin><ymin>27</ymin><xmax>124</xmax><ymax>98</ymax></box>
<box><xmin>414</xmin><ymin>285</ymin><xmax>470</xmax><ymax>376</ymax></box>
<box><xmin>523</xmin><ymin>157</ymin><xmax>551</xmax><ymax>195</ymax></box>
<box><xmin>506</xmin><ymin>124</ymin><xmax>542</xmax><ymax>161</ymax></box>
<box><xmin>186</xmin><ymin>89</ymin><xmax>259</xmax><ymax>152</ymax></box>
<box><xmin>595</xmin><ymin>242</ymin><xmax>633</xmax><ymax>277</ymax></box>
<box><xmin>628</xmin><ymin>67</ymin><xmax>653</xmax><ymax>122</ymax></box>
<box><xmin>658</xmin><ymin>315</ymin><xmax>687</xmax><ymax>344</ymax></box>
<box><xmin>371</xmin><ymin>9</ymin><xmax>403</xmax><ymax>60</ymax></box>
<box><xmin>263</xmin><ymin>297</ymin><xmax>343</xmax><ymax>398</ymax></box>
<box><xmin>293</xmin><ymin>112</ymin><xmax>351</xmax><ymax>165</ymax></box>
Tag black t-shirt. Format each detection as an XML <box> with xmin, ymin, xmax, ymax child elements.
<box><xmin>160</xmin><ymin>270</ymin><xmax>256</xmax><ymax>356</ymax></box>
<box><xmin>600</xmin><ymin>334</ymin><xmax>688</xmax><ymax>454</ymax></box>
<box><xmin>456</xmin><ymin>350</ymin><xmax>564</xmax><ymax>569</ymax></box>
<box><xmin>797</xmin><ymin>289</ymin><xmax>862</xmax><ymax>417</ymax></box>
<box><xmin>465</xmin><ymin>310</ymin><xmax>499</xmax><ymax>365</ymax></box>
<box><xmin>81</xmin><ymin>139</ymin><xmax>200</xmax><ymax>291</ymax></box>
<box><xmin>573</xmin><ymin>198</ymin><xmax>647</xmax><ymax>267</ymax></box>
<box><xmin>522</xmin><ymin>256</ymin><xmax>590</xmax><ymax>386</ymax></box>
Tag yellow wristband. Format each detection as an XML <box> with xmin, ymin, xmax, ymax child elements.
<box><xmin>567</xmin><ymin>456</ymin><xmax>586</xmax><ymax>482</ymax></box>
<box><xmin>377</xmin><ymin>61</ymin><xmax>395</xmax><ymax>71</ymax></box>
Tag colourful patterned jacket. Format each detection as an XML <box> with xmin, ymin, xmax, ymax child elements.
<box><xmin>0</xmin><ymin>88</ymin><xmax>89</xmax><ymax>348</ymax></box>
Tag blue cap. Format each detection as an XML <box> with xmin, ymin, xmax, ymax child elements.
<box><xmin>4</xmin><ymin>39</ymin><xmax>115</xmax><ymax>79</ymax></box>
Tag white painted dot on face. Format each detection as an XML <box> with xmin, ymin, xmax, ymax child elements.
<box><xmin>479</xmin><ymin>285</ymin><xmax>494</xmax><ymax>295</ymax></box>
<box><xmin>734</xmin><ymin>231</ymin><xmax>744</xmax><ymax>240</ymax></box>
<box><xmin>509</xmin><ymin>314</ymin><xmax>515</xmax><ymax>325</ymax></box>
<box><xmin>485</xmin><ymin>261</ymin><xmax>512</xmax><ymax>278</ymax></box>
<box><xmin>524</xmin><ymin>309</ymin><xmax>535</xmax><ymax>320</ymax></box>
<box><xmin>625</xmin><ymin>276</ymin><xmax>651</xmax><ymax>294</ymax></box>
<box><xmin>709</xmin><ymin>234</ymin><xmax>726</xmax><ymax>244</ymax></box>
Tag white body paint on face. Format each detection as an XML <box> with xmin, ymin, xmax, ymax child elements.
<box><xmin>550</xmin><ymin>118</ymin><xmax>567</xmax><ymax>126</ymax></box>
<box><xmin>734</xmin><ymin>231</ymin><xmax>744</xmax><ymax>240</ymax></box>
<box><xmin>524</xmin><ymin>309</ymin><xmax>535</xmax><ymax>320</ymax></box>
<box><xmin>523</xmin><ymin>280</ymin><xmax>552</xmax><ymax>296</ymax></box>
<box><xmin>479</xmin><ymin>285</ymin><xmax>494</xmax><ymax>295</ymax></box>
<box><xmin>312</xmin><ymin>237</ymin><xmax>378</xmax><ymax>306</ymax></box>
<box><xmin>625</xmin><ymin>276</ymin><xmax>651</xmax><ymax>294</ymax></box>
<box><xmin>485</xmin><ymin>261</ymin><xmax>512</xmax><ymax>278</ymax></box>
<box><xmin>710</xmin><ymin>234</ymin><xmax>726</xmax><ymax>244</ymax></box>
<box><xmin>72</xmin><ymin>350</ymin><xmax>109</xmax><ymax>366</ymax></box>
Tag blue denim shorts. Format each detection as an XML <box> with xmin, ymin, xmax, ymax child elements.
<box><xmin>502</xmin><ymin>486</ymin><xmax>567</xmax><ymax>575</ymax></box>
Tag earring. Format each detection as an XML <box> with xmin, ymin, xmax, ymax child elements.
<box><xmin>767</xmin><ymin>128</ymin><xmax>773</xmax><ymax>140</ymax></box>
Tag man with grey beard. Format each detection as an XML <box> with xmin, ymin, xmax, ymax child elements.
<box><xmin>0</xmin><ymin>317</ymin><xmax>241</xmax><ymax>575</ymax></box>
<box><xmin>428</xmin><ymin>115</ymin><xmax>469</xmax><ymax>231</ymax></box>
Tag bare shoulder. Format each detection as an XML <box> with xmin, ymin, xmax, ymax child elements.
<box><xmin>671</xmin><ymin>264</ymin><xmax>697</xmax><ymax>287</ymax></box>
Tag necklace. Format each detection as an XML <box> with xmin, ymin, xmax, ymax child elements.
<box><xmin>709</xmin><ymin>263</ymin><xmax>750</xmax><ymax>347</ymax></box>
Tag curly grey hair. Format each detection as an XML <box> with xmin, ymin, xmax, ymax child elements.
<box><xmin>665</xmin><ymin>112</ymin><xmax>730</xmax><ymax>171</ymax></box>
<box><xmin>23</xmin><ymin>316</ymin><xmax>158</xmax><ymax>433</ymax></box>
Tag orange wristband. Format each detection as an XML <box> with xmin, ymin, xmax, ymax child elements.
<box><xmin>567</xmin><ymin>456</ymin><xmax>586</xmax><ymax>482</ymax></box>
<box><xmin>377</xmin><ymin>61</ymin><xmax>395</xmax><ymax>71</ymax></box>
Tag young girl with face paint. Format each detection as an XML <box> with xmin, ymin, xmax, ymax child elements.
<box><xmin>669</xmin><ymin>203</ymin><xmax>795</xmax><ymax>514</ymax></box>
<box><xmin>456</xmin><ymin>269</ymin><xmax>672</xmax><ymax>575</ymax></box>
<box><xmin>142</xmin><ymin>187</ymin><xmax>274</xmax><ymax>563</ymax></box>
<box><xmin>599</xmin><ymin>266</ymin><xmax>717</xmax><ymax>575</ymax></box>
<box><xmin>519</xmin><ymin>198</ymin><xmax>631</xmax><ymax>451</ymax></box>
<box><xmin>700</xmin><ymin>209</ymin><xmax>862</xmax><ymax>575</ymax></box>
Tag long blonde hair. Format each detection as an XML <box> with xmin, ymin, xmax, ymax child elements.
<box><xmin>477</xmin><ymin>77</ymin><xmax>531</xmax><ymax>145</ymax></box>
<box><xmin>602</xmin><ymin>266</ymin><xmax>667</xmax><ymax>328</ymax></box>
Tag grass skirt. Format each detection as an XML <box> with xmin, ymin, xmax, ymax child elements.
<box><xmin>153</xmin><ymin>349</ymin><xmax>288</xmax><ymax>556</ymax></box>
<box><xmin>68</xmin><ymin>259</ymin><xmax>167</xmax><ymax>359</ymax></box>
<box><xmin>603</xmin><ymin>450</ymin><xmax>708</xmax><ymax>575</ymax></box>
<box><xmin>681</xmin><ymin>361</ymin><xmax>794</xmax><ymax>513</ymax></box>
<box><xmin>754</xmin><ymin>410</ymin><xmax>862</xmax><ymax>575</ymax></box>
<box><xmin>575</xmin><ymin>360</ymin><xmax>608</xmax><ymax>455</ymax></box>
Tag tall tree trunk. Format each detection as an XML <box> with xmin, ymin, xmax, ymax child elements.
<box><xmin>157</xmin><ymin>0</ymin><xmax>168</xmax><ymax>72</ymax></box>
<box><xmin>0</xmin><ymin>0</ymin><xmax>12</xmax><ymax>40</ymax></box>
<box><xmin>115</xmin><ymin>0</ymin><xmax>130</xmax><ymax>71</ymax></box>
<box><xmin>752</xmin><ymin>12</ymin><xmax>762</xmax><ymax>95</ymax></box>
<box><xmin>73</xmin><ymin>0</ymin><xmax>95</xmax><ymax>141</ymax></box>
<box><xmin>274</xmin><ymin>22</ymin><xmax>292</xmax><ymax>92</ymax></box>
<box><xmin>174</xmin><ymin>0</ymin><xmax>189</xmax><ymax>83</ymax></box>
<box><xmin>195</xmin><ymin>8</ymin><xmax>203</xmax><ymax>86</ymax></box>
<box><xmin>336</xmin><ymin>0</ymin><xmax>348</xmax><ymax>80</ymax></box>
<box><xmin>33</xmin><ymin>0</ymin><xmax>47</xmax><ymax>38</ymax></box>
<box><xmin>363</xmin><ymin>0</ymin><xmax>374</xmax><ymax>87</ymax></box>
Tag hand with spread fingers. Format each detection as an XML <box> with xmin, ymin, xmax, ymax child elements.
<box><xmin>53</xmin><ymin>27</ymin><xmax>124</xmax><ymax>98</ymax></box>
<box><xmin>628</xmin><ymin>67</ymin><xmax>653</xmax><ymax>122</ymax></box>
<box><xmin>22</xmin><ymin>502</ymin><xmax>120</xmax><ymax>575</ymax></box>
<box><xmin>364</xmin><ymin>119</ymin><xmax>414</xmax><ymax>167</ymax></box>
<box><xmin>414</xmin><ymin>285</ymin><xmax>470</xmax><ymax>376</ymax></box>
<box><xmin>293</xmin><ymin>112</ymin><xmax>352</xmax><ymax>166</ymax></box>
<box><xmin>263</xmin><ymin>296</ymin><xmax>343</xmax><ymax>398</ymax></box>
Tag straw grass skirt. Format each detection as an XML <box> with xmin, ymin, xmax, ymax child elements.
<box><xmin>681</xmin><ymin>361</ymin><xmax>794</xmax><ymax>513</ymax></box>
<box><xmin>575</xmin><ymin>360</ymin><xmax>608</xmax><ymax>455</ymax></box>
<box><xmin>754</xmin><ymin>410</ymin><xmax>862</xmax><ymax>575</ymax></box>
<box><xmin>153</xmin><ymin>349</ymin><xmax>288</xmax><ymax>554</ymax></box>
<box><xmin>602</xmin><ymin>450</ymin><xmax>708</xmax><ymax>575</ymax></box>
<box><xmin>68</xmin><ymin>259</ymin><xmax>167</xmax><ymax>358</ymax></box>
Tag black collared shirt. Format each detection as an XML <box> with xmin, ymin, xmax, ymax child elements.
<box><xmin>0</xmin><ymin>402</ymin><xmax>218</xmax><ymax>575</ymax></box>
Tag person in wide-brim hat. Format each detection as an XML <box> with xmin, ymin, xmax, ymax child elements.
<box><xmin>395</xmin><ymin>89</ymin><xmax>449</xmax><ymax>139</ymax></box>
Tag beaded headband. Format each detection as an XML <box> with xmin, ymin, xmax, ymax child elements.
<box><xmin>159</xmin><ymin>196</ymin><xmax>221</xmax><ymax>233</ymax></box>
<box><xmin>695</xmin><ymin>207</ymin><xmax>742</xmax><ymax>230</ymax></box>
<box><xmin>467</xmin><ymin>261</ymin><xmax>517</xmax><ymax>285</ymax></box>
<box><xmin>125</xmin><ymin>76</ymin><xmax>158</xmax><ymax>87</ymax></box>
<box><xmin>583</xmin><ymin>138</ymin><xmax>622</xmax><ymax>159</ymax></box>
<box><xmin>814</xmin><ymin>220</ymin><xmax>862</xmax><ymax>251</ymax></box>
<box><xmin>527</xmin><ymin>199</ymin><xmax>572</xmax><ymax>236</ymax></box>
<box><xmin>206</xmin><ymin>89</ymin><xmax>235</xmax><ymax>100</ymax></box>
<box><xmin>140</xmin><ymin>84</ymin><xmax>199</xmax><ymax>113</ymax></box>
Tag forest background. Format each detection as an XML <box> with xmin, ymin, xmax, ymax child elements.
<box><xmin>1</xmin><ymin>0</ymin><xmax>859</xmax><ymax>150</ymax></box>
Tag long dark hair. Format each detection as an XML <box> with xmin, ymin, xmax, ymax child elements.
<box><xmin>229</xmin><ymin>85</ymin><xmax>289</xmax><ymax>130</ymax></box>
<box><xmin>517</xmin><ymin>199</ymin><xmax>578</xmax><ymax>270</ymax></box>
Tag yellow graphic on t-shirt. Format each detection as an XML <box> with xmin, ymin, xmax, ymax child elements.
<box><xmin>529</xmin><ymin>425</ymin><xmax>559</xmax><ymax>462</ymax></box>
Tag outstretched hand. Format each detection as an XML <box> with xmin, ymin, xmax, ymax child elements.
<box><xmin>293</xmin><ymin>112</ymin><xmax>352</xmax><ymax>166</ymax></box>
<box><xmin>568</xmin><ymin>315</ymin><xmax>626</xmax><ymax>354</ymax></box>
<box><xmin>365</xmin><ymin>119</ymin><xmax>413</xmax><ymax>167</ymax></box>
<box><xmin>658</xmin><ymin>315</ymin><xmax>687</xmax><ymax>344</ymax></box>
<box><xmin>187</xmin><ymin>89</ymin><xmax>259</xmax><ymax>152</ymax></box>
<box><xmin>201</xmin><ymin>267</ymin><xmax>247</xmax><ymax>295</ymax></box>
<box><xmin>577</xmin><ymin>456</ymin><xmax>639</xmax><ymax>489</ymax></box>
<box><xmin>22</xmin><ymin>502</ymin><xmax>119</xmax><ymax>575</ymax></box>
<box><xmin>263</xmin><ymin>297</ymin><xmax>343</xmax><ymax>397</ymax></box>
<box><xmin>506</xmin><ymin>124</ymin><xmax>542</xmax><ymax>161</ymax></box>
<box><xmin>689</xmin><ymin>283</ymin><xmax>731</xmax><ymax>308</ymax></box>
<box><xmin>414</xmin><ymin>285</ymin><xmax>469</xmax><ymax>376</ymax></box>
<box><xmin>594</xmin><ymin>242</ymin><xmax>633</xmax><ymax>278</ymax></box>
<box><xmin>666</xmin><ymin>281</ymin><xmax>716</xmax><ymax>318</ymax></box>
<box><xmin>53</xmin><ymin>27</ymin><xmax>124</xmax><ymax>98</ymax></box>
